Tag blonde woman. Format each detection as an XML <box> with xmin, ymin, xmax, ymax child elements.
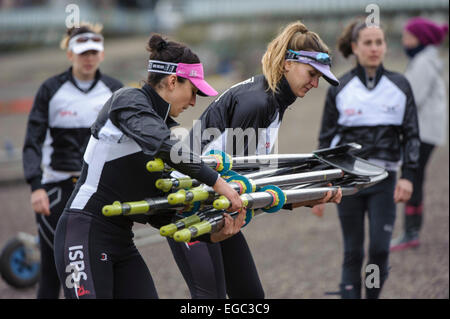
<box><xmin>22</xmin><ymin>22</ymin><xmax>123</xmax><ymax>298</ymax></box>
<box><xmin>167</xmin><ymin>21</ymin><xmax>342</xmax><ymax>299</ymax></box>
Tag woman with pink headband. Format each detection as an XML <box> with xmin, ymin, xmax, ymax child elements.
<box><xmin>53</xmin><ymin>34</ymin><xmax>245</xmax><ymax>299</ymax></box>
<box><xmin>167</xmin><ymin>21</ymin><xmax>342</xmax><ymax>299</ymax></box>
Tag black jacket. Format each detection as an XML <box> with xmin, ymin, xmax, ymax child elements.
<box><xmin>188</xmin><ymin>74</ymin><xmax>297</xmax><ymax>156</ymax></box>
<box><xmin>66</xmin><ymin>84</ymin><xmax>219</xmax><ymax>229</ymax></box>
<box><xmin>23</xmin><ymin>67</ymin><xmax>123</xmax><ymax>191</ymax></box>
<box><xmin>318</xmin><ymin>64</ymin><xmax>420</xmax><ymax>182</ymax></box>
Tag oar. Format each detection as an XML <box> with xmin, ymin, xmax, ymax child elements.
<box><xmin>146</xmin><ymin>143</ymin><xmax>362</xmax><ymax>173</ymax></box>
<box><xmin>172</xmin><ymin>172</ymin><xmax>388</xmax><ymax>242</ymax></box>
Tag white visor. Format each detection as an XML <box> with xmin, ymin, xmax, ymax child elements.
<box><xmin>68</xmin><ymin>33</ymin><xmax>104</xmax><ymax>54</ymax></box>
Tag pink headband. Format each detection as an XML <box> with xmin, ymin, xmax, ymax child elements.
<box><xmin>148</xmin><ymin>60</ymin><xmax>218</xmax><ymax>96</ymax></box>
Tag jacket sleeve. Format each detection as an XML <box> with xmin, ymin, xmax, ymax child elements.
<box><xmin>318</xmin><ymin>86</ymin><xmax>340</xmax><ymax>149</ymax></box>
<box><xmin>111</xmin><ymin>106</ymin><xmax>219</xmax><ymax>187</ymax></box>
<box><xmin>404</xmin><ymin>55</ymin><xmax>434</xmax><ymax>112</ymax></box>
<box><xmin>400</xmin><ymin>81</ymin><xmax>421</xmax><ymax>182</ymax></box>
<box><xmin>22</xmin><ymin>82</ymin><xmax>51</xmax><ymax>191</ymax></box>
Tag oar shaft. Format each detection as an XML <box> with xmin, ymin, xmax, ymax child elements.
<box><xmin>254</xmin><ymin>169</ymin><xmax>343</xmax><ymax>188</ymax></box>
<box><xmin>216</xmin><ymin>153</ymin><xmax>315</xmax><ymax>169</ymax></box>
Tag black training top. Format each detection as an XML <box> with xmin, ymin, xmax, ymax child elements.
<box><xmin>66</xmin><ymin>84</ymin><xmax>219</xmax><ymax>229</ymax></box>
<box><xmin>318</xmin><ymin>63</ymin><xmax>420</xmax><ymax>182</ymax></box>
<box><xmin>188</xmin><ymin>74</ymin><xmax>297</xmax><ymax>156</ymax></box>
<box><xmin>23</xmin><ymin>67</ymin><xmax>123</xmax><ymax>191</ymax></box>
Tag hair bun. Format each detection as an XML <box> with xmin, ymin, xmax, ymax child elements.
<box><xmin>157</xmin><ymin>40</ymin><xmax>168</xmax><ymax>51</ymax></box>
<box><xmin>148</xmin><ymin>34</ymin><xmax>168</xmax><ymax>52</ymax></box>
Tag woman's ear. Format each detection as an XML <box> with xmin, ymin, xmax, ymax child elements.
<box><xmin>167</xmin><ymin>74</ymin><xmax>177</xmax><ymax>91</ymax></box>
<box><xmin>66</xmin><ymin>50</ymin><xmax>73</xmax><ymax>62</ymax></box>
<box><xmin>284</xmin><ymin>60</ymin><xmax>292</xmax><ymax>73</ymax></box>
<box><xmin>351</xmin><ymin>42</ymin><xmax>358</xmax><ymax>57</ymax></box>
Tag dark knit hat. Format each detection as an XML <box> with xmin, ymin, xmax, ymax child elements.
<box><xmin>405</xmin><ymin>17</ymin><xmax>448</xmax><ymax>45</ymax></box>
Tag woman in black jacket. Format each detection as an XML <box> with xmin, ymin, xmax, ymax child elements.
<box><xmin>53</xmin><ymin>34</ymin><xmax>245</xmax><ymax>299</ymax></box>
<box><xmin>167</xmin><ymin>21</ymin><xmax>343</xmax><ymax>299</ymax></box>
<box><xmin>313</xmin><ymin>19</ymin><xmax>420</xmax><ymax>299</ymax></box>
<box><xmin>22</xmin><ymin>22</ymin><xmax>123</xmax><ymax>298</ymax></box>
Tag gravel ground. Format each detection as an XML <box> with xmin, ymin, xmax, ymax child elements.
<box><xmin>0</xmin><ymin>37</ymin><xmax>448</xmax><ymax>299</ymax></box>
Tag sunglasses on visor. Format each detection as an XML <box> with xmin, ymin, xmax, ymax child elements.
<box><xmin>286</xmin><ymin>49</ymin><xmax>331</xmax><ymax>65</ymax></box>
<box><xmin>71</xmin><ymin>33</ymin><xmax>104</xmax><ymax>44</ymax></box>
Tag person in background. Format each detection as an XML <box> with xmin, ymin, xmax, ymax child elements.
<box><xmin>22</xmin><ymin>22</ymin><xmax>123</xmax><ymax>298</ymax></box>
<box><xmin>390</xmin><ymin>17</ymin><xmax>448</xmax><ymax>251</ymax></box>
<box><xmin>313</xmin><ymin>18</ymin><xmax>420</xmax><ymax>298</ymax></box>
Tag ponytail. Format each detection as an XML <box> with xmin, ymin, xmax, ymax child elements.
<box><xmin>261</xmin><ymin>21</ymin><xmax>330</xmax><ymax>93</ymax></box>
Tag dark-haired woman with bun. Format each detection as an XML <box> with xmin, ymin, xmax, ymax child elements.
<box><xmin>53</xmin><ymin>34</ymin><xmax>245</xmax><ymax>299</ymax></box>
<box><xmin>23</xmin><ymin>22</ymin><xmax>123</xmax><ymax>298</ymax></box>
<box><xmin>313</xmin><ymin>19</ymin><xmax>420</xmax><ymax>298</ymax></box>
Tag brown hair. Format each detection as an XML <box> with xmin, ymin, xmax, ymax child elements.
<box><xmin>60</xmin><ymin>21</ymin><xmax>103</xmax><ymax>50</ymax></box>
<box><xmin>146</xmin><ymin>33</ymin><xmax>200</xmax><ymax>88</ymax></box>
<box><xmin>261</xmin><ymin>21</ymin><xmax>330</xmax><ymax>93</ymax></box>
<box><xmin>337</xmin><ymin>18</ymin><xmax>384</xmax><ymax>58</ymax></box>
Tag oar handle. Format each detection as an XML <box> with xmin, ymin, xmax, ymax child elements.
<box><xmin>156</xmin><ymin>177</ymin><xmax>197</xmax><ymax>192</ymax></box>
<box><xmin>167</xmin><ymin>189</ymin><xmax>187</xmax><ymax>205</ymax></box>
<box><xmin>159</xmin><ymin>214</ymin><xmax>202</xmax><ymax>237</ymax></box>
<box><xmin>102</xmin><ymin>201</ymin><xmax>124</xmax><ymax>216</ymax></box>
<box><xmin>173</xmin><ymin>220</ymin><xmax>212</xmax><ymax>242</ymax></box>
<box><xmin>102</xmin><ymin>200</ymin><xmax>150</xmax><ymax>216</ymax></box>
<box><xmin>213</xmin><ymin>195</ymin><xmax>231</xmax><ymax>210</ymax></box>
<box><xmin>155</xmin><ymin>178</ymin><xmax>174</xmax><ymax>192</ymax></box>
<box><xmin>146</xmin><ymin>158</ymin><xmax>165</xmax><ymax>172</ymax></box>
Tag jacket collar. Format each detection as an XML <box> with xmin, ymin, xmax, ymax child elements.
<box><xmin>354</xmin><ymin>63</ymin><xmax>384</xmax><ymax>89</ymax></box>
<box><xmin>141</xmin><ymin>83</ymin><xmax>179</xmax><ymax>128</ymax></box>
<box><xmin>67</xmin><ymin>67</ymin><xmax>101</xmax><ymax>93</ymax></box>
<box><xmin>274</xmin><ymin>75</ymin><xmax>297</xmax><ymax>111</ymax></box>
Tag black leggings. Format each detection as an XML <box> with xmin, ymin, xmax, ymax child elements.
<box><xmin>167</xmin><ymin>231</ymin><xmax>264</xmax><ymax>299</ymax></box>
<box><xmin>54</xmin><ymin>211</ymin><xmax>158</xmax><ymax>299</ymax></box>
<box><xmin>35</xmin><ymin>178</ymin><xmax>76</xmax><ymax>299</ymax></box>
<box><xmin>337</xmin><ymin>172</ymin><xmax>397</xmax><ymax>298</ymax></box>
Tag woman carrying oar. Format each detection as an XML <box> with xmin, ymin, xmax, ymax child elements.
<box><xmin>167</xmin><ymin>21</ymin><xmax>343</xmax><ymax>299</ymax></box>
<box><xmin>53</xmin><ymin>34</ymin><xmax>245</xmax><ymax>299</ymax></box>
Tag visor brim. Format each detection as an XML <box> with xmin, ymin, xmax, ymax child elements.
<box><xmin>309</xmin><ymin>61</ymin><xmax>340</xmax><ymax>86</ymax></box>
<box><xmin>190</xmin><ymin>78</ymin><xmax>218</xmax><ymax>96</ymax></box>
<box><xmin>72</xmin><ymin>42</ymin><xmax>104</xmax><ymax>54</ymax></box>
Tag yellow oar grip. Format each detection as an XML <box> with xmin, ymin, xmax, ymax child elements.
<box><xmin>146</xmin><ymin>158</ymin><xmax>164</xmax><ymax>172</ymax></box>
